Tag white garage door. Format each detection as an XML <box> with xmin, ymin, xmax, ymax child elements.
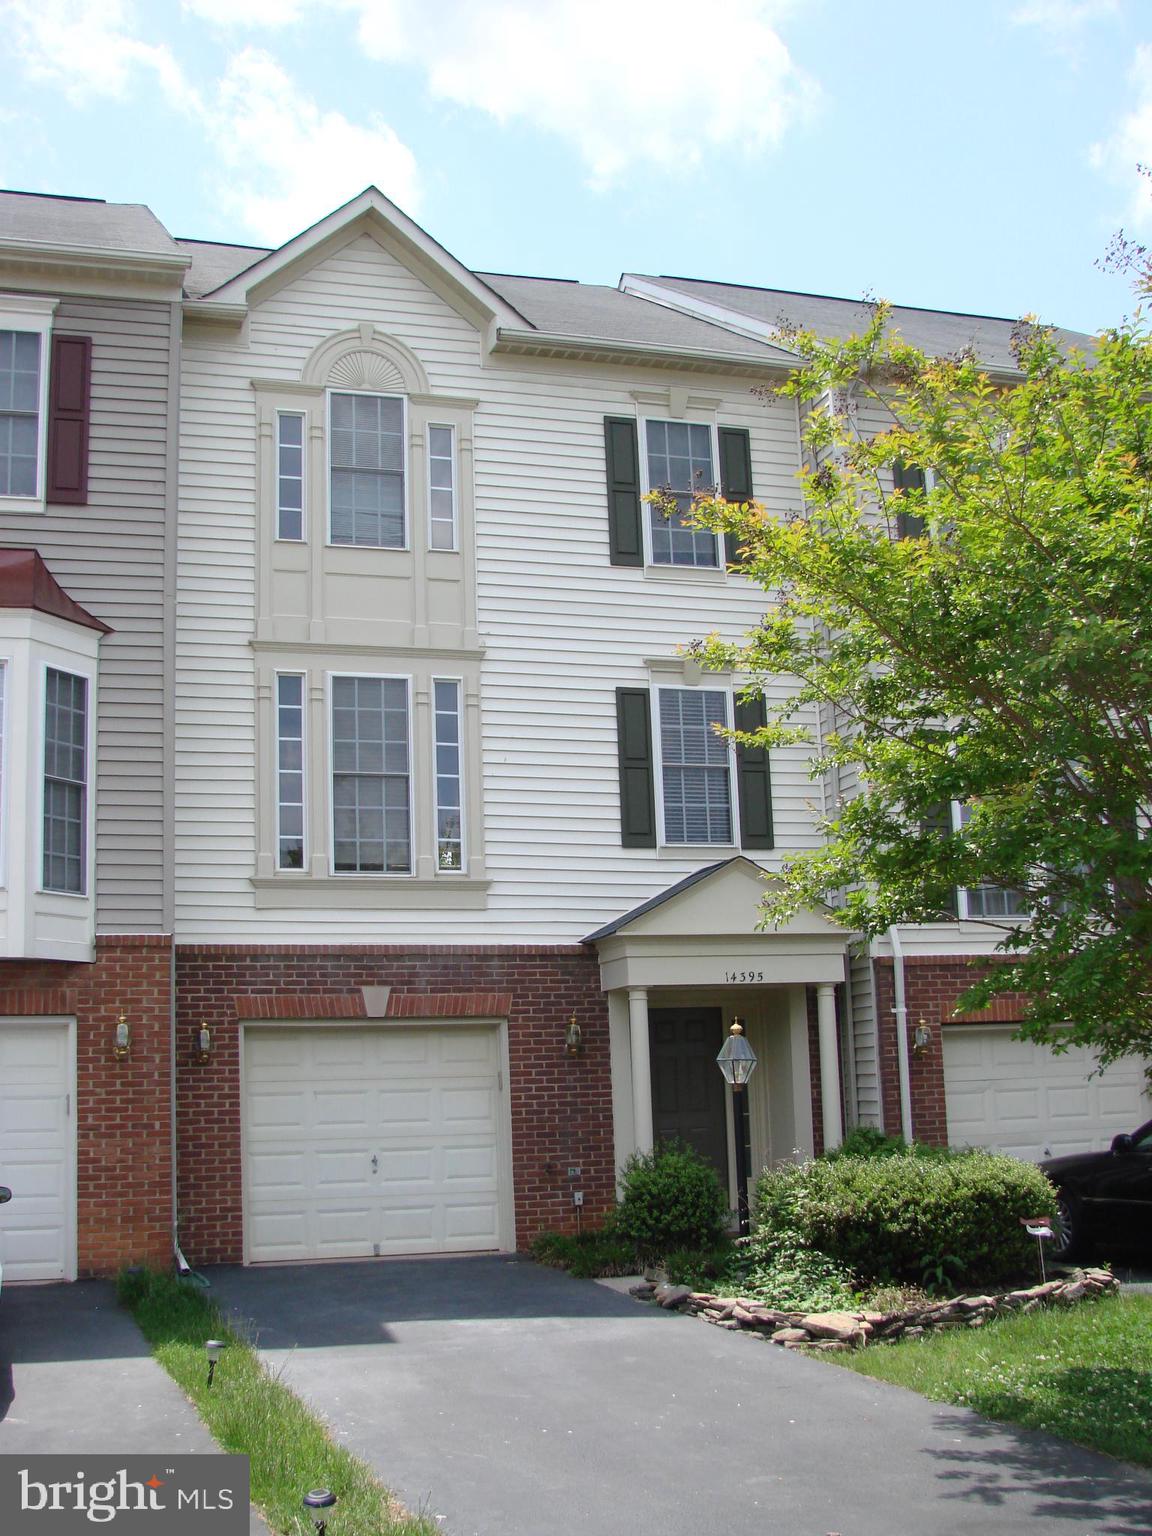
<box><xmin>0</xmin><ymin>1022</ymin><xmax>74</xmax><ymax>1282</ymax></box>
<box><xmin>943</xmin><ymin>1026</ymin><xmax>1151</xmax><ymax>1161</ymax></box>
<box><xmin>244</xmin><ymin>1025</ymin><xmax>510</xmax><ymax>1263</ymax></box>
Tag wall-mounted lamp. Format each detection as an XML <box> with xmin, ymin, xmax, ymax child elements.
<box><xmin>113</xmin><ymin>1015</ymin><xmax>131</xmax><ymax>1061</ymax></box>
<box><xmin>197</xmin><ymin>1025</ymin><xmax>212</xmax><ymax>1064</ymax></box>
<box><xmin>564</xmin><ymin>1014</ymin><xmax>583</xmax><ymax>1056</ymax></box>
<box><xmin>912</xmin><ymin>1020</ymin><xmax>933</xmax><ymax>1055</ymax></box>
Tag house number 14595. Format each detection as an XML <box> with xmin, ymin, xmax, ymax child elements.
<box><xmin>725</xmin><ymin>969</ymin><xmax>765</xmax><ymax>983</ymax></box>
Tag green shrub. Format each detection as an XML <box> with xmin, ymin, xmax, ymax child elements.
<box><xmin>754</xmin><ymin>1150</ymin><xmax>1056</xmax><ymax>1290</ymax></box>
<box><xmin>826</xmin><ymin>1127</ymin><xmax>911</xmax><ymax>1160</ymax></box>
<box><xmin>662</xmin><ymin>1240</ymin><xmax>734</xmax><ymax>1288</ymax></box>
<box><xmin>612</xmin><ymin>1142</ymin><xmax>730</xmax><ymax>1261</ymax></box>
<box><xmin>529</xmin><ymin>1228</ymin><xmax>636</xmax><ymax>1278</ymax></box>
<box><xmin>737</xmin><ymin>1231</ymin><xmax>861</xmax><ymax>1313</ymax></box>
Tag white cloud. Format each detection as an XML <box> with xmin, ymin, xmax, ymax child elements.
<box><xmin>6</xmin><ymin>0</ymin><xmax>420</xmax><ymax>244</ymax></box>
<box><xmin>1011</xmin><ymin>0</ymin><xmax>1118</xmax><ymax>39</ymax></box>
<box><xmin>1091</xmin><ymin>43</ymin><xmax>1152</xmax><ymax>229</ymax></box>
<box><xmin>8</xmin><ymin>0</ymin><xmax>201</xmax><ymax>111</ymax></box>
<box><xmin>349</xmin><ymin>0</ymin><xmax>815</xmax><ymax>183</ymax></box>
<box><xmin>180</xmin><ymin>0</ymin><xmax>309</xmax><ymax>26</ymax></box>
<box><xmin>206</xmin><ymin>48</ymin><xmax>419</xmax><ymax>243</ymax></box>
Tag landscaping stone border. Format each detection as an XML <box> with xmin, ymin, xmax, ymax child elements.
<box><xmin>629</xmin><ymin>1268</ymin><xmax>1119</xmax><ymax>1349</ymax></box>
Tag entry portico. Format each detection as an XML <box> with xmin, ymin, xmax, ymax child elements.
<box><xmin>585</xmin><ymin>858</ymin><xmax>855</xmax><ymax>1204</ymax></box>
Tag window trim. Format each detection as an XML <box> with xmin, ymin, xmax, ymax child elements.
<box><xmin>426</xmin><ymin>421</ymin><xmax>458</xmax><ymax>552</ymax></box>
<box><xmin>326</xmin><ymin>670</ymin><xmax>414</xmax><ymax>878</ymax></box>
<box><xmin>274</xmin><ymin>670</ymin><xmax>308</xmax><ymax>872</ymax></box>
<box><xmin>639</xmin><ymin>416</ymin><xmax>722</xmax><ymax>570</ymax></box>
<box><xmin>431</xmin><ymin>674</ymin><xmax>466</xmax><ymax>874</ymax></box>
<box><xmin>36</xmin><ymin>660</ymin><xmax>93</xmax><ymax>899</ymax></box>
<box><xmin>0</xmin><ymin>297</ymin><xmax>56</xmax><ymax>511</ymax></box>
<box><xmin>275</xmin><ymin>410</ymin><xmax>307</xmax><ymax>542</ymax></box>
<box><xmin>652</xmin><ymin>683</ymin><xmax>737</xmax><ymax>848</ymax></box>
<box><xmin>325</xmin><ymin>388</ymin><xmax>410</xmax><ymax>551</ymax></box>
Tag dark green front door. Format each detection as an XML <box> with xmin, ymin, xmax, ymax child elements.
<box><xmin>649</xmin><ymin>1007</ymin><xmax>729</xmax><ymax>1187</ymax></box>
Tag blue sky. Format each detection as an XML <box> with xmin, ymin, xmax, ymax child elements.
<box><xmin>4</xmin><ymin>0</ymin><xmax>1152</xmax><ymax>333</ymax></box>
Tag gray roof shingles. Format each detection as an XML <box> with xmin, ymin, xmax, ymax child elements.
<box><xmin>632</xmin><ymin>275</ymin><xmax>1095</xmax><ymax>371</ymax></box>
<box><xmin>478</xmin><ymin>272</ymin><xmax>795</xmax><ymax>361</ymax></box>
<box><xmin>0</xmin><ymin>190</ymin><xmax>182</xmax><ymax>258</ymax></box>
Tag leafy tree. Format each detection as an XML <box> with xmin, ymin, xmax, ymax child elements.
<box><xmin>685</xmin><ymin>303</ymin><xmax>1152</xmax><ymax>1066</ymax></box>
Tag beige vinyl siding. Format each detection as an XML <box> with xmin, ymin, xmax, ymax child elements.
<box><xmin>1</xmin><ymin>296</ymin><xmax>175</xmax><ymax>933</ymax></box>
<box><xmin>848</xmin><ymin>947</ymin><xmax>882</xmax><ymax>1127</ymax></box>
<box><xmin>177</xmin><ymin>232</ymin><xmax>823</xmax><ymax>942</ymax></box>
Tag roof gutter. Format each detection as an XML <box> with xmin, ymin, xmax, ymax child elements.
<box><xmin>492</xmin><ymin>328</ymin><xmax>795</xmax><ymax>373</ymax></box>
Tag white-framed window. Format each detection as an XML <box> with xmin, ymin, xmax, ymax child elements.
<box><xmin>427</xmin><ymin>424</ymin><xmax>457</xmax><ymax>550</ymax></box>
<box><xmin>655</xmin><ymin>686</ymin><xmax>734</xmax><ymax>844</ymax></box>
<box><xmin>275</xmin><ymin>672</ymin><xmax>306</xmax><ymax>870</ymax></box>
<box><xmin>952</xmin><ymin>801</ymin><xmax>1028</xmax><ymax>919</ymax></box>
<box><xmin>433</xmin><ymin>678</ymin><xmax>464</xmax><ymax>871</ymax></box>
<box><xmin>42</xmin><ymin>668</ymin><xmax>88</xmax><ymax>895</ymax></box>
<box><xmin>0</xmin><ymin>324</ymin><xmax>48</xmax><ymax>501</ymax></box>
<box><xmin>330</xmin><ymin>674</ymin><xmax>412</xmax><ymax>873</ymax></box>
<box><xmin>643</xmin><ymin>419</ymin><xmax>719</xmax><ymax>568</ymax></box>
<box><xmin>328</xmin><ymin>391</ymin><xmax>407</xmax><ymax>548</ymax></box>
<box><xmin>276</xmin><ymin>412</ymin><xmax>305</xmax><ymax>540</ymax></box>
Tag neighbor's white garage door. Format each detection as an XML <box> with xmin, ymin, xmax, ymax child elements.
<box><xmin>0</xmin><ymin>1022</ymin><xmax>74</xmax><ymax>1282</ymax></box>
<box><xmin>244</xmin><ymin>1025</ymin><xmax>509</xmax><ymax>1263</ymax></box>
<box><xmin>943</xmin><ymin>1026</ymin><xmax>1151</xmax><ymax>1161</ymax></box>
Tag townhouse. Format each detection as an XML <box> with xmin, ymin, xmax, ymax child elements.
<box><xmin>0</xmin><ymin>186</ymin><xmax>1145</xmax><ymax>1277</ymax></box>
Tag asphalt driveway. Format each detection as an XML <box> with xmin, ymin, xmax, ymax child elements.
<box><xmin>206</xmin><ymin>1255</ymin><xmax>1152</xmax><ymax>1536</ymax></box>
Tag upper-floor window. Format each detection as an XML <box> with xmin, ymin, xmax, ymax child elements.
<box><xmin>0</xmin><ymin>330</ymin><xmax>42</xmax><ymax>498</ymax></box>
<box><xmin>644</xmin><ymin>419</ymin><xmax>718</xmax><ymax>567</ymax></box>
<box><xmin>276</xmin><ymin>412</ymin><xmax>305</xmax><ymax>541</ymax></box>
<box><xmin>433</xmin><ymin>678</ymin><xmax>464</xmax><ymax>870</ymax></box>
<box><xmin>275</xmin><ymin>672</ymin><xmax>306</xmax><ymax>870</ymax></box>
<box><xmin>952</xmin><ymin>801</ymin><xmax>1027</xmax><ymax>919</ymax></box>
<box><xmin>329</xmin><ymin>392</ymin><xmax>406</xmax><ymax>548</ymax></box>
<box><xmin>42</xmin><ymin>668</ymin><xmax>88</xmax><ymax>894</ymax></box>
<box><xmin>657</xmin><ymin>687</ymin><xmax>732</xmax><ymax>843</ymax></box>
<box><xmin>428</xmin><ymin>425</ymin><xmax>457</xmax><ymax>550</ymax></box>
<box><xmin>331</xmin><ymin>675</ymin><xmax>411</xmax><ymax>873</ymax></box>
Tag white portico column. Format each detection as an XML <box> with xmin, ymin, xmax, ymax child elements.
<box><xmin>628</xmin><ymin>987</ymin><xmax>654</xmax><ymax>1155</ymax></box>
<box><xmin>816</xmin><ymin>983</ymin><xmax>844</xmax><ymax>1151</ymax></box>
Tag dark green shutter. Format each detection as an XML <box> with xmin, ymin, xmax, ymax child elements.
<box><xmin>920</xmin><ymin>802</ymin><xmax>959</xmax><ymax>916</ymax></box>
<box><xmin>605</xmin><ymin>417</ymin><xmax>643</xmax><ymax>566</ymax></box>
<box><xmin>735</xmin><ymin>694</ymin><xmax>773</xmax><ymax>850</ymax></box>
<box><xmin>719</xmin><ymin>426</ymin><xmax>754</xmax><ymax>568</ymax></box>
<box><xmin>892</xmin><ymin>459</ymin><xmax>927</xmax><ymax>539</ymax></box>
<box><xmin>616</xmin><ymin>687</ymin><xmax>656</xmax><ymax>846</ymax></box>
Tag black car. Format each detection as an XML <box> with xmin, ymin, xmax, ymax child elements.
<box><xmin>1041</xmin><ymin>1120</ymin><xmax>1152</xmax><ymax>1261</ymax></box>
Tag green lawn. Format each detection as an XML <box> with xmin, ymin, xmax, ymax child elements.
<box><xmin>828</xmin><ymin>1293</ymin><xmax>1152</xmax><ymax>1467</ymax></box>
<box><xmin>120</xmin><ymin>1269</ymin><xmax>437</xmax><ymax>1536</ymax></box>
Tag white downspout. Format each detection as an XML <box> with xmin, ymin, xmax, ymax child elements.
<box><xmin>888</xmin><ymin>925</ymin><xmax>914</xmax><ymax>1142</ymax></box>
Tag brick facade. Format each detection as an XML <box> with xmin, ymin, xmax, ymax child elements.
<box><xmin>874</xmin><ymin>955</ymin><xmax>1027</xmax><ymax>1145</ymax></box>
<box><xmin>0</xmin><ymin>935</ymin><xmax>173</xmax><ymax>1277</ymax></box>
<box><xmin>174</xmin><ymin>944</ymin><xmax>615</xmax><ymax>1265</ymax></box>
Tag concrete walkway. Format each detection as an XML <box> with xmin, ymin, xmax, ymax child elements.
<box><xmin>205</xmin><ymin>1255</ymin><xmax>1152</xmax><ymax>1536</ymax></box>
<box><xmin>0</xmin><ymin>1280</ymin><xmax>268</xmax><ymax>1534</ymax></box>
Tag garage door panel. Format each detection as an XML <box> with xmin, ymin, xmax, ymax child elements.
<box><xmin>944</xmin><ymin>1027</ymin><xmax>1151</xmax><ymax>1159</ymax></box>
<box><xmin>248</xmin><ymin>1089</ymin><xmax>308</xmax><ymax>1130</ymax></box>
<box><xmin>0</xmin><ymin>1023</ymin><xmax>74</xmax><ymax>1283</ymax></box>
<box><xmin>314</xmin><ymin>1090</ymin><xmax>373</xmax><ymax>1129</ymax></box>
<box><xmin>244</xmin><ymin>1025</ymin><xmax>508</xmax><ymax>1262</ymax></box>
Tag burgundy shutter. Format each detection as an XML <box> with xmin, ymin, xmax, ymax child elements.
<box><xmin>46</xmin><ymin>335</ymin><xmax>92</xmax><ymax>505</ymax></box>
